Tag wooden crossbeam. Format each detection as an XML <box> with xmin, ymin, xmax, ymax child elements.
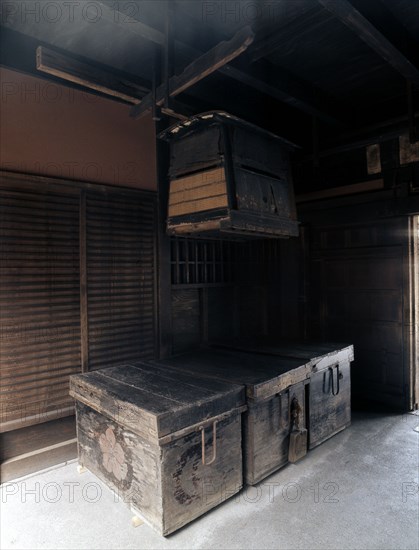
<box><xmin>318</xmin><ymin>0</ymin><xmax>419</xmax><ymax>87</ymax></box>
<box><xmin>104</xmin><ymin>1</ymin><xmax>340</xmax><ymax>123</ymax></box>
<box><xmin>36</xmin><ymin>45</ymin><xmax>195</xmax><ymax>119</ymax></box>
<box><xmin>36</xmin><ymin>46</ymin><xmax>147</xmax><ymax>104</ymax></box>
<box><xmin>130</xmin><ymin>26</ymin><xmax>255</xmax><ymax>120</ymax></box>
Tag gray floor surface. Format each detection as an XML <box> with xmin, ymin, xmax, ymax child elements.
<box><xmin>1</xmin><ymin>411</ymin><xmax>418</xmax><ymax>550</ymax></box>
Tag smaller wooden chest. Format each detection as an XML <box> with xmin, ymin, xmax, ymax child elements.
<box><xmin>69</xmin><ymin>363</ymin><xmax>246</xmax><ymax>536</ymax></box>
<box><xmin>212</xmin><ymin>339</ymin><xmax>354</xmax><ymax>449</ymax></box>
<box><xmin>151</xmin><ymin>349</ymin><xmax>311</xmax><ymax>485</ymax></box>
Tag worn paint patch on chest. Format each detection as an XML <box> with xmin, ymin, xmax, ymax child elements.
<box><xmin>99</xmin><ymin>426</ymin><xmax>128</xmax><ymax>481</ymax></box>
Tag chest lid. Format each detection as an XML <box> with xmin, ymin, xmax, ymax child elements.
<box><xmin>69</xmin><ymin>362</ymin><xmax>245</xmax><ymax>441</ymax></box>
<box><xmin>152</xmin><ymin>349</ymin><xmax>311</xmax><ymax>401</ymax></box>
<box><xmin>211</xmin><ymin>338</ymin><xmax>354</xmax><ymax>372</ymax></box>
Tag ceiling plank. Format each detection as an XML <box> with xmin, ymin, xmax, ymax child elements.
<box><xmin>130</xmin><ymin>26</ymin><xmax>255</xmax><ymax>119</ymax></box>
<box><xmin>36</xmin><ymin>46</ymin><xmax>148</xmax><ymax>104</ymax></box>
<box><xmin>318</xmin><ymin>0</ymin><xmax>419</xmax><ymax>87</ymax></box>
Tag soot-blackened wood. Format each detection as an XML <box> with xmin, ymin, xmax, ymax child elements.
<box><xmin>153</xmin><ymin>349</ymin><xmax>310</xmax><ymax>400</ymax></box>
<box><xmin>70</xmin><ymin>363</ymin><xmax>244</xmax><ymax>438</ymax></box>
<box><xmin>76</xmin><ymin>401</ymin><xmax>243</xmax><ymax>535</ymax></box>
<box><xmin>156</xmin><ymin>118</ymin><xmax>173</xmax><ymax>360</ymax></box>
<box><xmin>210</xmin><ymin>339</ymin><xmax>354</xmax><ymax>448</ymax></box>
<box><xmin>244</xmin><ymin>381</ymin><xmax>307</xmax><ymax>485</ymax></box>
<box><xmin>212</xmin><ymin>338</ymin><xmax>354</xmax><ymax>370</ymax></box>
<box><xmin>161</xmin><ymin>112</ymin><xmax>299</xmax><ymax>239</ymax></box>
<box><xmin>308</xmin><ymin>360</ymin><xmax>351</xmax><ymax>448</ymax></box>
<box><xmin>130</xmin><ymin>27</ymin><xmax>254</xmax><ymax>119</ymax></box>
<box><xmin>70</xmin><ymin>362</ymin><xmax>245</xmax><ymax>535</ymax></box>
<box><xmin>318</xmin><ymin>0</ymin><xmax>419</xmax><ymax>87</ymax></box>
<box><xmin>36</xmin><ymin>46</ymin><xmax>148</xmax><ymax>104</ymax></box>
<box><xmin>152</xmin><ymin>349</ymin><xmax>310</xmax><ymax>484</ymax></box>
<box><xmin>79</xmin><ymin>190</ymin><xmax>88</xmax><ymax>373</ymax></box>
<box><xmin>171</xmin><ymin>289</ymin><xmax>201</xmax><ymax>353</ymax></box>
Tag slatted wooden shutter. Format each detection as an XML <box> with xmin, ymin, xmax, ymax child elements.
<box><xmin>0</xmin><ymin>175</ymin><xmax>157</xmax><ymax>432</ymax></box>
<box><xmin>85</xmin><ymin>190</ymin><xmax>156</xmax><ymax>370</ymax></box>
<box><xmin>0</xmin><ymin>185</ymin><xmax>81</xmax><ymax>431</ymax></box>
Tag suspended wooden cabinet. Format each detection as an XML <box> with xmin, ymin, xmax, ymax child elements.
<box><xmin>160</xmin><ymin>112</ymin><xmax>299</xmax><ymax>239</ymax></box>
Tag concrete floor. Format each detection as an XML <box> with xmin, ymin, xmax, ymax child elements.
<box><xmin>1</xmin><ymin>411</ymin><xmax>418</xmax><ymax>550</ymax></box>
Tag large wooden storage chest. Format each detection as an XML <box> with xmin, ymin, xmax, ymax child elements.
<box><xmin>160</xmin><ymin>111</ymin><xmax>299</xmax><ymax>239</ymax></box>
<box><xmin>69</xmin><ymin>363</ymin><xmax>246</xmax><ymax>536</ymax></box>
<box><xmin>150</xmin><ymin>349</ymin><xmax>312</xmax><ymax>485</ymax></box>
<box><xmin>212</xmin><ymin>340</ymin><xmax>354</xmax><ymax>449</ymax></box>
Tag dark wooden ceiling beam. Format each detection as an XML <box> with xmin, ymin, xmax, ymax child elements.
<box><xmin>318</xmin><ymin>0</ymin><xmax>419</xmax><ymax>87</ymax></box>
<box><xmin>2</xmin><ymin>0</ymin><xmax>345</xmax><ymax>125</ymax></box>
<box><xmin>36</xmin><ymin>46</ymin><xmax>148</xmax><ymax>104</ymax></box>
<box><xmin>130</xmin><ymin>27</ymin><xmax>255</xmax><ymax>119</ymax></box>
<box><xmin>105</xmin><ymin>1</ymin><xmax>342</xmax><ymax>124</ymax></box>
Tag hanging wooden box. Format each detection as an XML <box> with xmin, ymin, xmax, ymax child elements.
<box><xmin>211</xmin><ymin>339</ymin><xmax>354</xmax><ymax>449</ymax></box>
<box><xmin>160</xmin><ymin>112</ymin><xmax>299</xmax><ymax>239</ymax></box>
<box><xmin>151</xmin><ymin>349</ymin><xmax>311</xmax><ymax>485</ymax></box>
<box><xmin>69</xmin><ymin>363</ymin><xmax>246</xmax><ymax>536</ymax></box>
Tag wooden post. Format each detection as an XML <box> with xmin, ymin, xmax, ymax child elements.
<box><xmin>79</xmin><ymin>190</ymin><xmax>89</xmax><ymax>372</ymax></box>
<box><xmin>163</xmin><ymin>0</ymin><xmax>175</xmax><ymax>110</ymax></box>
<box><xmin>312</xmin><ymin>115</ymin><xmax>320</xmax><ymax>169</ymax></box>
<box><xmin>407</xmin><ymin>80</ymin><xmax>417</xmax><ymax>144</ymax></box>
<box><xmin>156</xmin><ymin>119</ymin><xmax>173</xmax><ymax>359</ymax></box>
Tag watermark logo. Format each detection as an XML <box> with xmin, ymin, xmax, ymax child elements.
<box><xmin>202</xmin><ymin>481</ymin><xmax>340</xmax><ymax>505</ymax></box>
<box><xmin>2</xmin><ymin>480</ymin><xmax>145</xmax><ymax>506</ymax></box>
<box><xmin>0</xmin><ymin>2</ymin><xmax>142</xmax><ymax>25</ymax></box>
<box><xmin>402</xmin><ymin>482</ymin><xmax>418</xmax><ymax>503</ymax></box>
<box><xmin>1</xmin><ymin>80</ymin><xmax>99</xmax><ymax>104</ymax></box>
<box><xmin>202</xmin><ymin>1</ymin><xmax>286</xmax><ymax>24</ymax></box>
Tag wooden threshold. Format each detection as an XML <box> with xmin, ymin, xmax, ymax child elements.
<box><xmin>1</xmin><ymin>439</ymin><xmax>78</xmax><ymax>483</ymax></box>
<box><xmin>0</xmin><ymin>416</ymin><xmax>78</xmax><ymax>483</ymax></box>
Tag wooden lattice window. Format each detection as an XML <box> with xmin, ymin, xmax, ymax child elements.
<box><xmin>171</xmin><ymin>237</ymin><xmax>282</xmax><ymax>286</ymax></box>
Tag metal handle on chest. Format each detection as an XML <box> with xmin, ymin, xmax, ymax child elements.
<box><xmin>199</xmin><ymin>421</ymin><xmax>218</xmax><ymax>466</ymax></box>
<box><xmin>324</xmin><ymin>365</ymin><xmax>340</xmax><ymax>395</ymax></box>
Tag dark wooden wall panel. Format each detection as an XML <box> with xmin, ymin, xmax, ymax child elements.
<box><xmin>238</xmin><ymin>285</ymin><xmax>268</xmax><ymax>337</ymax></box>
<box><xmin>172</xmin><ymin>289</ymin><xmax>201</xmax><ymax>353</ymax></box>
<box><xmin>207</xmin><ymin>287</ymin><xmax>235</xmax><ymax>341</ymax></box>
<box><xmin>169</xmin><ymin>239</ymin><xmax>284</xmax><ymax>353</ymax></box>
<box><xmin>308</xmin><ymin>218</ymin><xmax>411</xmax><ymax>409</ymax></box>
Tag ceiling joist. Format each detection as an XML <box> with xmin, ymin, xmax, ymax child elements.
<box><xmin>105</xmin><ymin>1</ymin><xmax>341</xmax><ymax>124</ymax></box>
<box><xmin>36</xmin><ymin>46</ymin><xmax>147</xmax><ymax>104</ymax></box>
<box><xmin>318</xmin><ymin>0</ymin><xmax>419</xmax><ymax>87</ymax></box>
<box><xmin>130</xmin><ymin>27</ymin><xmax>255</xmax><ymax>120</ymax></box>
